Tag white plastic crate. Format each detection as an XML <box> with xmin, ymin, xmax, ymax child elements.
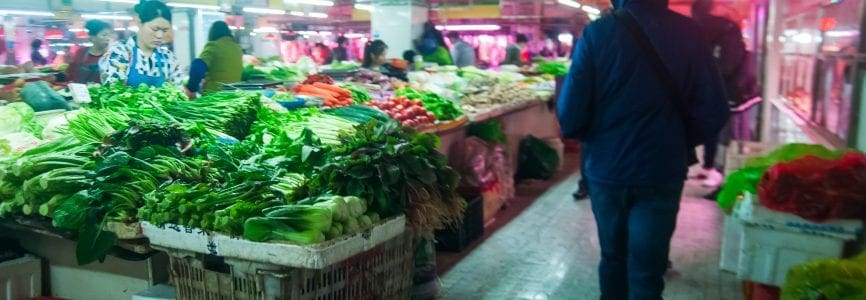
<box><xmin>142</xmin><ymin>216</ymin><xmax>405</xmax><ymax>269</ymax></box>
<box><xmin>0</xmin><ymin>255</ymin><xmax>42</xmax><ymax>299</ymax></box>
<box><xmin>737</xmin><ymin>223</ymin><xmax>849</xmax><ymax>286</ymax></box>
<box><xmin>719</xmin><ymin>214</ymin><xmax>743</xmax><ymax>273</ymax></box>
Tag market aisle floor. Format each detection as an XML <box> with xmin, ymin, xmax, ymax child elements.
<box><xmin>438</xmin><ymin>165</ymin><xmax>741</xmax><ymax>299</ymax></box>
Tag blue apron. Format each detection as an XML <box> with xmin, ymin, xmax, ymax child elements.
<box><xmin>126</xmin><ymin>46</ymin><xmax>166</xmax><ymax>88</ymax></box>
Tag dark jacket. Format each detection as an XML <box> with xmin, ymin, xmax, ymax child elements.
<box><xmin>696</xmin><ymin>14</ymin><xmax>758</xmax><ymax>106</ymax></box>
<box><xmin>557</xmin><ymin>0</ymin><xmax>729</xmax><ymax>186</ymax></box>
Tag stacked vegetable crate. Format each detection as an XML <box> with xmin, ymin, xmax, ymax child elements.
<box><xmin>143</xmin><ymin>216</ymin><xmax>411</xmax><ymax>299</ymax></box>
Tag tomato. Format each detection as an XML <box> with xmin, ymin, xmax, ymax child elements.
<box><xmin>394</xmin><ymin>104</ymin><xmax>404</xmax><ymax>111</ymax></box>
<box><xmin>426</xmin><ymin>112</ymin><xmax>435</xmax><ymax>119</ymax></box>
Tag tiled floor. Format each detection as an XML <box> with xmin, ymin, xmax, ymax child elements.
<box><xmin>438</xmin><ymin>161</ymin><xmax>741</xmax><ymax>299</ymax></box>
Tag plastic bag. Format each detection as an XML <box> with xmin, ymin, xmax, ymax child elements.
<box><xmin>21</xmin><ymin>81</ymin><xmax>70</xmax><ymax>112</ymax></box>
<box><xmin>516</xmin><ymin>135</ymin><xmax>560</xmax><ymax>180</ymax></box>
<box><xmin>758</xmin><ymin>152</ymin><xmax>866</xmax><ymax>222</ymax></box>
<box><xmin>782</xmin><ymin>252</ymin><xmax>866</xmax><ymax>300</ymax></box>
<box><xmin>449</xmin><ymin>137</ymin><xmax>498</xmax><ymax>190</ymax></box>
<box><xmin>717</xmin><ymin>143</ymin><xmax>846</xmax><ymax>211</ymax></box>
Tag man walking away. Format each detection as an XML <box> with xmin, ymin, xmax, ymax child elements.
<box><xmin>556</xmin><ymin>0</ymin><xmax>729</xmax><ymax>298</ymax></box>
<box><xmin>447</xmin><ymin>31</ymin><xmax>476</xmax><ymax>68</ymax></box>
<box><xmin>692</xmin><ymin>0</ymin><xmax>759</xmax><ymax>187</ymax></box>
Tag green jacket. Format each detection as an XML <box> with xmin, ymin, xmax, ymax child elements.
<box><xmin>199</xmin><ymin>37</ymin><xmax>243</xmax><ymax>92</ymax></box>
<box><xmin>422</xmin><ymin>46</ymin><xmax>453</xmax><ymax>66</ymax></box>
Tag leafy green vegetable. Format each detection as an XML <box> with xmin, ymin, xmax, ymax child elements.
<box><xmin>396</xmin><ymin>88</ymin><xmax>463</xmax><ymax>121</ymax></box>
<box><xmin>516</xmin><ymin>135</ymin><xmax>560</xmax><ymax>180</ymax></box>
<box><xmin>466</xmin><ymin>120</ymin><xmax>507</xmax><ymax>145</ymax></box>
<box><xmin>536</xmin><ymin>61</ymin><xmax>568</xmax><ymax>77</ymax></box>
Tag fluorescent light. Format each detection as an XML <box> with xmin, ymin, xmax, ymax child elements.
<box><xmin>354</xmin><ymin>4</ymin><xmax>373</xmax><ymax>11</ymax></box>
<box><xmin>53</xmin><ymin>43</ymin><xmax>75</xmax><ymax>47</ymax></box>
<box><xmin>319</xmin><ymin>31</ymin><xmax>332</xmax><ymax>35</ymax></box>
<box><xmin>98</xmin><ymin>0</ymin><xmax>138</xmax><ymax>4</ymax></box>
<box><xmin>46</xmin><ymin>36</ymin><xmax>64</xmax><ymax>40</ymax></box>
<box><xmin>228</xmin><ymin>26</ymin><xmax>245</xmax><ymax>30</ymax></box>
<box><xmin>557</xmin><ymin>33</ymin><xmax>573</xmax><ymax>43</ymax></box>
<box><xmin>253</xmin><ymin>27</ymin><xmax>278</xmax><ymax>33</ymax></box>
<box><xmin>0</xmin><ymin>10</ymin><xmax>55</xmax><ymax>17</ymax></box>
<box><xmin>825</xmin><ymin>30</ymin><xmax>859</xmax><ymax>38</ymax></box>
<box><xmin>792</xmin><ymin>32</ymin><xmax>814</xmax><ymax>44</ymax></box>
<box><xmin>285</xmin><ymin>0</ymin><xmax>334</xmax><ymax>6</ymax></box>
<box><xmin>114</xmin><ymin>27</ymin><xmax>127</xmax><ymax>31</ymax></box>
<box><xmin>57</xmin><ymin>50</ymin><xmax>66</xmax><ymax>55</ymax></box>
<box><xmin>167</xmin><ymin>2</ymin><xmax>220</xmax><ymax>10</ymax></box>
<box><xmin>557</xmin><ymin>0</ymin><xmax>581</xmax><ymax>9</ymax></box>
<box><xmin>588</xmin><ymin>13</ymin><xmax>600</xmax><ymax>20</ymax></box>
<box><xmin>308</xmin><ymin>12</ymin><xmax>328</xmax><ymax>18</ymax></box>
<box><xmin>289</xmin><ymin>11</ymin><xmax>305</xmax><ymax>16</ymax></box>
<box><xmin>128</xmin><ymin>26</ymin><xmax>139</xmax><ymax>32</ymax></box>
<box><xmin>344</xmin><ymin>33</ymin><xmax>365</xmax><ymax>38</ymax></box>
<box><xmin>297</xmin><ymin>30</ymin><xmax>317</xmax><ymax>35</ymax></box>
<box><xmin>434</xmin><ymin>24</ymin><xmax>501</xmax><ymax>31</ymax></box>
<box><xmin>69</xmin><ymin>28</ymin><xmax>84</xmax><ymax>32</ymax></box>
<box><xmin>81</xmin><ymin>14</ymin><xmax>133</xmax><ymax>20</ymax></box>
<box><xmin>582</xmin><ymin>6</ymin><xmax>600</xmax><ymax>15</ymax></box>
<box><xmin>243</xmin><ymin>7</ymin><xmax>286</xmax><ymax>15</ymax></box>
<box><xmin>79</xmin><ymin>42</ymin><xmax>94</xmax><ymax>47</ymax></box>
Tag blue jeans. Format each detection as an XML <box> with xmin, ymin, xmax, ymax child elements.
<box><xmin>588</xmin><ymin>181</ymin><xmax>683</xmax><ymax>300</ymax></box>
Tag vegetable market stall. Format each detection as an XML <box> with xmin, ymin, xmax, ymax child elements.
<box><xmin>0</xmin><ymin>80</ymin><xmax>465</xmax><ymax>298</ymax></box>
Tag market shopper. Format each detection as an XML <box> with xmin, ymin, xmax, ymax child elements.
<box><xmin>418</xmin><ymin>22</ymin><xmax>453</xmax><ymax>66</ymax></box>
<box><xmin>503</xmin><ymin>33</ymin><xmax>528</xmax><ymax>66</ymax></box>
<box><xmin>66</xmin><ymin>20</ymin><xmax>113</xmax><ymax>84</ymax></box>
<box><xmin>99</xmin><ymin>0</ymin><xmax>183</xmax><ymax>87</ymax></box>
<box><xmin>447</xmin><ymin>31</ymin><xmax>476</xmax><ymax>68</ymax></box>
<box><xmin>186</xmin><ymin>21</ymin><xmax>243</xmax><ymax>95</ymax></box>
<box><xmin>692</xmin><ymin>0</ymin><xmax>758</xmax><ymax>187</ymax></box>
<box><xmin>30</xmin><ymin>39</ymin><xmax>48</xmax><ymax>66</ymax></box>
<box><xmin>327</xmin><ymin>36</ymin><xmax>349</xmax><ymax>63</ymax></box>
<box><xmin>556</xmin><ymin>0</ymin><xmax>729</xmax><ymax>298</ymax></box>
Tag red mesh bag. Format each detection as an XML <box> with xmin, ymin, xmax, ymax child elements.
<box><xmin>758</xmin><ymin>152</ymin><xmax>866</xmax><ymax>222</ymax></box>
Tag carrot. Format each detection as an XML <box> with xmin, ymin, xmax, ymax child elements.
<box><xmin>298</xmin><ymin>91</ymin><xmax>338</xmax><ymax>104</ymax></box>
<box><xmin>312</xmin><ymin>82</ymin><xmax>351</xmax><ymax>97</ymax></box>
<box><xmin>296</xmin><ymin>84</ymin><xmax>340</xmax><ymax>98</ymax></box>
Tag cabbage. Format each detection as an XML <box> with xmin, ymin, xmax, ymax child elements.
<box><xmin>0</xmin><ymin>105</ymin><xmax>25</xmax><ymax>135</ymax></box>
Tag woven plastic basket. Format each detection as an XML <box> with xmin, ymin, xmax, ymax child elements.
<box><xmin>164</xmin><ymin>232</ymin><xmax>413</xmax><ymax>300</ymax></box>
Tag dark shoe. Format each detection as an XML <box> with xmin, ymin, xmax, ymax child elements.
<box><xmin>572</xmin><ymin>190</ymin><xmax>589</xmax><ymax>200</ymax></box>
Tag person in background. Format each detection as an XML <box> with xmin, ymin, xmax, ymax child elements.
<box><xmin>556</xmin><ymin>0</ymin><xmax>729</xmax><ymax>298</ymax></box>
<box><xmin>447</xmin><ymin>31</ymin><xmax>476</xmax><ymax>68</ymax></box>
<box><xmin>30</xmin><ymin>39</ymin><xmax>48</xmax><ymax>66</ymax></box>
<box><xmin>691</xmin><ymin>0</ymin><xmax>753</xmax><ymax>187</ymax></box>
<box><xmin>418</xmin><ymin>22</ymin><xmax>453</xmax><ymax>66</ymax></box>
<box><xmin>311</xmin><ymin>42</ymin><xmax>330</xmax><ymax>65</ymax></box>
<box><xmin>100</xmin><ymin>0</ymin><xmax>183</xmax><ymax>88</ymax></box>
<box><xmin>503</xmin><ymin>33</ymin><xmax>528</xmax><ymax>66</ymax></box>
<box><xmin>327</xmin><ymin>36</ymin><xmax>349</xmax><ymax>63</ymax></box>
<box><xmin>186</xmin><ymin>21</ymin><xmax>242</xmax><ymax>96</ymax></box>
<box><xmin>66</xmin><ymin>20</ymin><xmax>113</xmax><ymax>84</ymax></box>
<box><xmin>362</xmin><ymin>40</ymin><xmax>389</xmax><ymax>71</ymax></box>
<box><xmin>403</xmin><ymin>50</ymin><xmax>418</xmax><ymax>70</ymax></box>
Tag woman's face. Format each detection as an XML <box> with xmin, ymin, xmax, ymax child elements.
<box><xmin>91</xmin><ymin>29</ymin><xmax>113</xmax><ymax>49</ymax></box>
<box><xmin>138</xmin><ymin>17</ymin><xmax>171</xmax><ymax>50</ymax></box>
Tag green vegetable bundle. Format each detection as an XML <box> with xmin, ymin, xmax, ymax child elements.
<box><xmin>339</xmin><ymin>84</ymin><xmax>372</xmax><ymax>103</ymax></box>
<box><xmin>396</xmin><ymin>88</ymin><xmax>463</xmax><ymax>121</ymax></box>
<box><xmin>536</xmin><ymin>61</ymin><xmax>568</xmax><ymax>77</ymax></box>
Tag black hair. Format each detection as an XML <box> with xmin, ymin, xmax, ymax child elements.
<box><xmin>446</xmin><ymin>31</ymin><xmax>460</xmax><ymax>40</ymax></box>
<box><xmin>31</xmin><ymin>39</ymin><xmax>42</xmax><ymax>49</ymax></box>
<box><xmin>515</xmin><ymin>33</ymin><xmax>528</xmax><ymax>44</ymax></box>
<box><xmin>691</xmin><ymin>0</ymin><xmax>712</xmax><ymax>17</ymax></box>
<box><xmin>336</xmin><ymin>36</ymin><xmax>348</xmax><ymax>46</ymax></box>
<box><xmin>135</xmin><ymin>0</ymin><xmax>172</xmax><ymax>24</ymax></box>
<box><xmin>423</xmin><ymin>21</ymin><xmax>447</xmax><ymax>47</ymax></box>
<box><xmin>208</xmin><ymin>21</ymin><xmax>232</xmax><ymax>41</ymax></box>
<box><xmin>402</xmin><ymin>50</ymin><xmax>417</xmax><ymax>62</ymax></box>
<box><xmin>362</xmin><ymin>40</ymin><xmax>388</xmax><ymax>68</ymax></box>
<box><xmin>85</xmin><ymin>20</ymin><xmax>112</xmax><ymax>37</ymax></box>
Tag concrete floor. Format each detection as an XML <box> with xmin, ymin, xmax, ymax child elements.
<box><xmin>438</xmin><ymin>157</ymin><xmax>742</xmax><ymax>299</ymax></box>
